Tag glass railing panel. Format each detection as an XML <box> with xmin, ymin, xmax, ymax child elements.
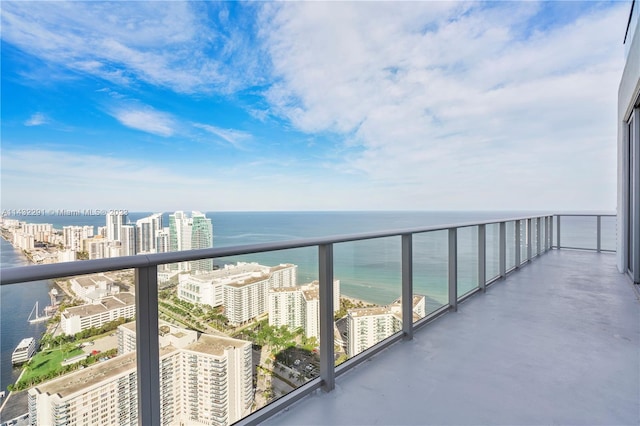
<box><xmin>519</xmin><ymin>220</ymin><xmax>528</xmax><ymax>264</ymax></box>
<box><xmin>505</xmin><ymin>221</ymin><xmax>516</xmax><ymax>270</ymax></box>
<box><xmin>457</xmin><ymin>226</ymin><xmax>478</xmax><ymax>296</ymax></box>
<box><xmin>601</xmin><ymin>216</ymin><xmax>617</xmax><ymax>251</ymax></box>
<box><xmin>412</xmin><ymin>231</ymin><xmax>448</xmax><ymax>318</ymax></box>
<box><xmin>2</xmin><ymin>269</ymin><xmax>136</xmax><ymax>425</ymax></box>
<box><xmin>485</xmin><ymin>224</ymin><xmax>500</xmax><ymax>281</ymax></box>
<box><xmin>531</xmin><ymin>219</ymin><xmax>538</xmax><ymax>256</ymax></box>
<box><xmin>165</xmin><ymin>247</ymin><xmax>321</xmax><ymax>420</ymax></box>
<box><xmin>559</xmin><ymin>216</ymin><xmax>597</xmax><ymax>250</ymax></box>
<box><xmin>539</xmin><ymin>218</ymin><xmax>546</xmax><ymax>254</ymax></box>
<box><xmin>333</xmin><ymin>237</ymin><xmax>401</xmax><ymax>361</ymax></box>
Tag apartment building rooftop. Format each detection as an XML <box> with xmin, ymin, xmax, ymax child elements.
<box><xmin>271</xmin><ymin>286</ymin><xmax>299</xmax><ymax>293</ymax></box>
<box><xmin>302</xmin><ymin>288</ymin><xmax>319</xmax><ymax>300</ymax></box>
<box><xmin>73</xmin><ymin>275</ymin><xmax>111</xmax><ymax>288</ymax></box>
<box><xmin>40</xmin><ymin>346</ymin><xmax>180</xmax><ymax>398</ymax></box>
<box><xmin>184</xmin><ymin>334</ymin><xmax>250</xmax><ymax>357</ymax></box>
<box><xmin>270</xmin><ymin>264</ymin><xmax>296</xmax><ymax>272</ymax></box>
<box><xmin>225</xmin><ymin>274</ymin><xmax>269</xmax><ymax>288</ymax></box>
<box><xmin>347</xmin><ymin>306</ymin><xmax>389</xmax><ymax>317</ymax></box>
<box><xmin>63</xmin><ymin>293</ymin><xmax>135</xmax><ymax>317</ymax></box>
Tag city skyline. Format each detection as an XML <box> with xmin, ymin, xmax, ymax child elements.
<box><xmin>0</xmin><ymin>1</ymin><xmax>629</xmax><ymax>212</ymax></box>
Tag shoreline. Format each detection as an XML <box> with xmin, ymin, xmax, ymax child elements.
<box><xmin>340</xmin><ymin>294</ymin><xmax>377</xmax><ymax>307</ymax></box>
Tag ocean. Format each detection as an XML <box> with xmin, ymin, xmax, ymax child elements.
<box><xmin>0</xmin><ymin>210</ymin><xmax>614</xmax><ymax>396</ymax></box>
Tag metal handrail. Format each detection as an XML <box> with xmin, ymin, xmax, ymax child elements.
<box><xmin>0</xmin><ymin>213</ymin><xmax>614</xmax><ymax>425</ymax></box>
<box><xmin>553</xmin><ymin>213</ymin><xmax>616</xmax><ymax>252</ymax></box>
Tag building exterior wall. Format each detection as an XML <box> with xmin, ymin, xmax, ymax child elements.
<box><xmin>178</xmin><ymin>273</ymin><xmax>224</xmax><ymax>306</ymax></box>
<box><xmin>224</xmin><ymin>279</ymin><xmax>269</xmax><ymax>325</ymax></box>
<box><xmin>61</xmin><ymin>295</ymin><xmax>135</xmax><ymax>335</ymax></box>
<box><xmin>268</xmin><ymin>265</ymin><xmax>297</xmax><ymax>289</ymax></box>
<box><xmin>347</xmin><ymin>310</ymin><xmax>401</xmax><ymax>357</ymax></box>
<box><xmin>269</xmin><ymin>288</ymin><xmax>305</xmax><ymax>331</ymax></box>
<box><xmin>30</xmin><ymin>330</ymin><xmax>252</xmax><ymax>426</ymax></box>
<box><xmin>190</xmin><ymin>212</ymin><xmax>214</xmax><ymax>272</ymax></box>
<box><xmin>106</xmin><ymin>212</ymin><xmax>127</xmax><ymax>243</ymax></box>
<box><xmin>618</xmin><ymin>2</ymin><xmax>640</xmax><ymax>278</ymax></box>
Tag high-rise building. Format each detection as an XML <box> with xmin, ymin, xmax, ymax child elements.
<box><xmin>156</xmin><ymin>227</ymin><xmax>170</xmax><ymax>253</ymax></box>
<box><xmin>346</xmin><ymin>295</ymin><xmax>426</xmax><ymax>357</ymax></box>
<box><xmin>167</xmin><ymin>211</ymin><xmax>213</xmax><ymax>272</ymax></box>
<box><xmin>22</xmin><ymin>223</ymin><xmax>54</xmax><ymax>242</ymax></box>
<box><xmin>28</xmin><ymin>322</ymin><xmax>254</xmax><ymax>426</ymax></box>
<box><xmin>136</xmin><ymin>213</ymin><xmax>163</xmax><ymax>254</ymax></box>
<box><xmin>120</xmin><ymin>224</ymin><xmax>137</xmax><ymax>256</ymax></box>
<box><xmin>190</xmin><ymin>211</ymin><xmax>213</xmax><ymax>272</ymax></box>
<box><xmin>82</xmin><ymin>237</ymin><xmax>108</xmax><ymax>260</ymax></box>
<box><xmin>268</xmin><ymin>280</ymin><xmax>340</xmax><ymax>340</ymax></box>
<box><xmin>63</xmin><ymin>225</ymin><xmax>94</xmax><ymax>252</ymax></box>
<box><xmin>106</xmin><ymin>211</ymin><xmax>127</xmax><ymax>242</ymax></box>
<box><xmin>169</xmin><ymin>211</ymin><xmax>190</xmax><ymax>252</ymax></box>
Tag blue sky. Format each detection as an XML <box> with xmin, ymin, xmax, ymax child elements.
<box><xmin>0</xmin><ymin>1</ymin><xmax>629</xmax><ymax>212</ymax></box>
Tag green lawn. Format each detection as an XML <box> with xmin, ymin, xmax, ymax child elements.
<box><xmin>20</xmin><ymin>346</ymin><xmax>83</xmax><ymax>384</ymax></box>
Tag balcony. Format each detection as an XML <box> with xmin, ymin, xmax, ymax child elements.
<box><xmin>261</xmin><ymin>248</ymin><xmax>639</xmax><ymax>425</ymax></box>
<box><xmin>1</xmin><ymin>214</ymin><xmax>638</xmax><ymax>426</ymax></box>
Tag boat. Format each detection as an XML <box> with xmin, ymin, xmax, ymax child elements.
<box><xmin>12</xmin><ymin>337</ymin><xmax>36</xmax><ymax>365</ymax></box>
<box><xmin>27</xmin><ymin>301</ymin><xmax>51</xmax><ymax>324</ymax></box>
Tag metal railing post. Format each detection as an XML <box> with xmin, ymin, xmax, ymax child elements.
<box><xmin>401</xmin><ymin>234</ymin><xmax>414</xmax><ymax>339</ymax></box>
<box><xmin>549</xmin><ymin>215</ymin><xmax>554</xmax><ymax>249</ymax></box>
<box><xmin>499</xmin><ymin>222</ymin><xmax>506</xmax><ymax>278</ymax></box>
<box><xmin>557</xmin><ymin>215</ymin><xmax>561</xmax><ymax>249</ymax></box>
<box><xmin>448</xmin><ymin>228</ymin><xmax>458</xmax><ymax>311</ymax></box>
<box><xmin>527</xmin><ymin>218</ymin><xmax>533</xmax><ymax>261</ymax></box>
<box><xmin>597</xmin><ymin>215</ymin><xmax>602</xmax><ymax>252</ymax></box>
<box><xmin>478</xmin><ymin>225</ymin><xmax>486</xmax><ymax>292</ymax></box>
<box><xmin>515</xmin><ymin>220</ymin><xmax>521</xmax><ymax>267</ymax></box>
<box><xmin>319</xmin><ymin>243</ymin><xmax>335</xmax><ymax>392</ymax></box>
<box><xmin>135</xmin><ymin>265</ymin><xmax>160</xmax><ymax>426</ymax></box>
<box><xmin>536</xmin><ymin>217</ymin><xmax>541</xmax><ymax>256</ymax></box>
<box><xmin>544</xmin><ymin>216</ymin><xmax>549</xmax><ymax>251</ymax></box>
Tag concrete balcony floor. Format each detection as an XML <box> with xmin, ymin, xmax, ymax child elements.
<box><xmin>264</xmin><ymin>250</ymin><xmax>640</xmax><ymax>425</ymax></box>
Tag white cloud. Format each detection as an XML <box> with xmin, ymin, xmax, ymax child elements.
<box><xmin>24</xmin><ymin>112</ymin><xmax>49</xmax><ymax>126</ymax></box>
<box><xmin>0</xmin><ymin>1</ymin><xmax>262</xmax><ymax>93</ymax></box>
<box><xmin>0</xmin><ymin>148</ymin><xmax>377</xmax><ymax>211</ymax></box>
<box><xmin>193</xmin><ymin>123</ymin><xmax>252</xmax><ymax>149</ymax></box>
<box><xmin>0</xmin><ymin>2</ymin><xmax>627</xmax><ymax>211</ymax></box>
<box><xmin>0</xmin><ymin>149</ymin><xmax>213</xmax><ymax>210</ymax></box>
<box><xmin>257</xmin><ymin>2</ymin><xmax>626</xmax><ymax>210</ymax></box>
<box><xmin>110</xmin><ymin>106</ymin><xmax>176</xmax><ymax>137</ymax></box>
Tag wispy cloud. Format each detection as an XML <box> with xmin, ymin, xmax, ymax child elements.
<box><xmin>0</xmin><ymin>2</ymin><xmax>627</xmax><ymax>211</ymax></box>
<box><xmin>193</xmin><ymin>123</ymin><xmax>252</xmax><ymax>149</ymax></box>
<box><xmin>257</xmin><ymin>2</ymin><xmax>626</xmax><ymax>209</ymax></box>
<box><xmin>24</xmin><ymin>112</ymin><xmax>49</xmax><ymax>126</ymax></box>
<box><xmin>110</xmin><ymin>106</ymin><xmax>176</xmax><ymax>137</ymax></box>
<box><xmin>1</xmin><ymin>148</ymin><xmax>214</xmax><ymax>210</ymax></box>
<box><xmin>0</xmin><ymin>1</ymin><xmax>263</xmax><ymax>94</ymax></box>
<box><xmin>0</xmin><ymin>148</ymin><xmax>371</xmax><ymax>211</ymax></box>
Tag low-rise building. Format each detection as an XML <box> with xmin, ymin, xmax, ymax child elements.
<box><xmin>60</xmin><ymin>293</ymin><xmax>135</xmax><ymax>335</ymax></box>
<box><xmin>70</xmin><ymin>274</ymin><xmax>121</xmax><ymax>303</ymax></box>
